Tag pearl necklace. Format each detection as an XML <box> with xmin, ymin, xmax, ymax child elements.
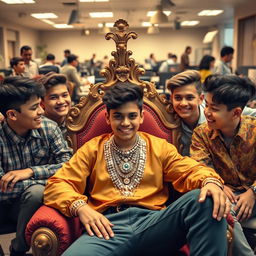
<box><xmin>104</xmin><ymin>135</ymin><xmax>147</xmax><ymax>197</ymax></box>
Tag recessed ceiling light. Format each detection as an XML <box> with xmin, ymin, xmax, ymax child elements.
<box><xmin>31</xmin><ymin>13</ymin><xmax>58</xmax><ymax>19</ymax></box>
<box><xmin>181</xmin><ymin>21</ymin><xmax>200</xmax><ymax>26</ymax></box>
<box><xmin>53</xmin><ymin>24</ymin><xmax>73</xmax><ymax>29</ymax></box>
<box><xmin>1</xmin><ymin>0</ymin><xmax>35</xmax><ymax>3</ymax></box>
<box><xmin>147</xmin><ymin>11</ymin><xmax>171</xmax><ymax>17</ymax></box>
<box><xmin>98</xmin><ymin>22</ymin><xmax>114</xmax><ymax>27</ymax></box>
<box><xmin>198</xmin><ymin>10</ymin><xmax>223</xmax><ymax>16</ymax></box>
<box><xmin>89</xmin><ymin>12</ymin><xmax>113</xmax><ymax>18</ymax></box>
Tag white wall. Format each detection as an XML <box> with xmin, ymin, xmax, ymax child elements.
<box><xmin>38</xmin><ymin>27</ymin><xmax>209</xmax><ymax>66</ymax></box>
<box><xmin>0</xmin><ymin>18</ymin><xmax>39</xmax><ymax>68</ymax></box>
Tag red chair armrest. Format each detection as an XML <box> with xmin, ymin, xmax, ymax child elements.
<box><xmin>25</xmin><ymin>205</ymin><xmax>82</xmax><ymax>255</ymax></box>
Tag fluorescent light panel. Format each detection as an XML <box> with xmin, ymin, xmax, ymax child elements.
<box><xmin>142</xmin><ymin>22</ymin><xmax>159</xmax><ymax>27</ymax></box>
<box><xmin>31</xmin><ymin>13</ymin><xmax>58</xmax><ymax>19</ymax></box>
<box><xmin>42</xmin><ymin>19</ymin><xmax>55</xmax><ymax>25</ymax></box>
<box><xmin>198</xmin><ymin>10</ymin><xmax>223</xmax><ymax>16</ymax></box>
<box><xmin>98</xmin><ymin>22</ymin><xmax>114</xmax><ymax>27</ymax></box>
<box><xmin>89</xmin><ymin>12</ymin><xmax>113</xmax><ymax>18</ymax></box>
<box><xmin>181</xmin><ymin>21</ymin><xmax>200</xmax><ymax>26</ymax></box>
<box><xmin>203</xmin><ymin>30</ymin><xmax>218</xmax><ymax>43</ymax></box>
<box><xmin>54</xmin><ymin>24</ymin><xmax>73</xmax><ymax>29</ymax></box>
<box><xmin>1</xmin><ymin>0</ymin><xmax>35</xmax><ymax>3</ymax></box>
<box><xmin>147</xmin><ymin>11</ymin><xmax>171</xmax><ymax>17</ymax></box>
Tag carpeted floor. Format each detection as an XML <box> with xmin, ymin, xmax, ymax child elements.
<box><xmin>0</xmin><ymin>233</ymin><xmax>32</xmax><ymax>255</ymax></box>
<box><xmin>0</xmin><ymin>233</ymin><xmax>15</xmax><ymax>255</ymax></box>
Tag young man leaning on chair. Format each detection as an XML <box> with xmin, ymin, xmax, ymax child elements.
<box><xmin>0</xmin><ymin>77</ymin><xmax>72</xmax><ymax>256</ymax></box>
<box><xmin>190</xmin><ymin>75</ymin><xmax>256</xmax><ymax>256</ymax></box>
<box><xmin>44</xmin><ymin>81</ymin><xmax>230</xmax><ymax>256</ymax></box>
<box><xmin>39</xmin><ymin>72</ymin><xmax>72</xmax><ymax>140</ymax></box>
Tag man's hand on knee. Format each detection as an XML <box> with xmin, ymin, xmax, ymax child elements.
<box><xmin>77</xmin><ymin>204</ymin><xmax>114</xmax><ymax>240</ymax></box>
<box><xmin>199</xmin><ymin>183</ymin><xmax>231</xmax><ymax>221</ymax></box>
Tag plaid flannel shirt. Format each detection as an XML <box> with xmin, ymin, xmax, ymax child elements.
<box><xmin>0</xmin><ymin>116</ymin><xmax>72</xmax><ymax>201</ymax></box>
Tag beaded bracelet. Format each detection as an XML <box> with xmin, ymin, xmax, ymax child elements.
<box><xmin>202</xmin><ymin>177</ymin><xmax>224</xmax><ymax>190</ymax></box>
<box><xmin>70</xmin><ymin>199</ymin><xmax>87</xmax><ymax>217</ymax></box>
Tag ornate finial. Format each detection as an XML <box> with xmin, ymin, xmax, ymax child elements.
<box><xmin>98</xmin><ymin>19</ymin><xmax>145</xmax><ymax>86</ymax></box>
<box><xmin>113</xmin><ymin>19</ymin><xmax>129</xmax><ymax>32</ymax></box>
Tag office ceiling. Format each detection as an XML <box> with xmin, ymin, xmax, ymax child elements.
<box><xmin>0</xmin><ymin>0</ymin><xmax>251</xmax><ymax>31</ymax></box>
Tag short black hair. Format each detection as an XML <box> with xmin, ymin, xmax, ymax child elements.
<box><xmin>102</xmin><ymin>82</ymin><xmax>144</xmax><ymax>113</ymax></box>
<box><xmin>220</xmin><ymin>46</ymin><xmax>234</xmax><ymax>57</ymax></box>
<box><xmin>199</xmin><ymin>55</ymin><xmax>215</xmax><ymax>70</ymax></box>
<box><xmin>37</xmin><ymin>72</ymin><xmax>68</xmax><ymax>91</ymax></box>
<box><xmin>185</xmin><ymin>46</ymin><xmax>191</xmax><ymax>52</ymax></box>
<box><xmin>204</xmin><ymin>74</ymin><xmax>256</xmax><ymax>111</ymax></box>
<box><xmin>64</xmin><ymin>49</ymin><xmax>71</xmax><ymax>54</ymax></box>
<box><xmin>0</xmin><ymin>77</ymin><xmax>45</xmax><ymax>117</ymax></box>
<box><xmin>46</xmin><ymin>53</ymin><xmax>55</xmax><ymax>61</ymax></box>
<box><xmin>10</xmin><ymin>57</ymin><xmax>24</xmax><ymax>68</ymax></box>
<box><xmin>20</xmin><ymin>45</ymin><xmax>32</xmax><ymax>55</ymax></box>
<box><xmin>67</xmin><ymin>54</ymin><xmax>78</xmax><ymax>63</ymax></box>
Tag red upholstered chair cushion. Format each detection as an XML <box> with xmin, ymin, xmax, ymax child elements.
<box><xmin>25</xmin><ymin>205</ymin><xmax>83</xmax><ymax>256</ymax></box>
<box><xmin>76</xmin><ymin>103</ymin><xmax>173</xmax><ymax>149</ymax></box>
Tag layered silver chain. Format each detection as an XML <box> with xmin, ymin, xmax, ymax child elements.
<box><xmin>104</xmin><ymin>135</ymin><xmax>147</xmax><ymax>197</ymax></box>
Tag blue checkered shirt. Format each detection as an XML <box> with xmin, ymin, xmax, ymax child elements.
<box><xmin>0</xmin><ymin>116</ymin><xmax>72</xmax><ymax>201</ymax></box>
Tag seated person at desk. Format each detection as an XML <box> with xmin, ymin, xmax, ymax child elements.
<box><xmin>44</xmin><ymin>82</ymin><xmax>230</xmax><ymax>256</ymax></box>
<box><xmin>167</xmin><ymin>70</ymin><xmax>256</xmax><ymax>156</ymax></box>
<box><xmin>0</xmin><ymin>77</ymin><xmax>72</xmax><ymax>256</ymax></box>
<box><xmin>39</xmin><ymin>53</ymin><xmax>61</xmax><ymax>74</ymax></box>
<box><xmin>159</xmin><ymin>53</ymin><xmax>176</xmax><ymax>73</ymax></box>
<box><xmin>39</xmin><ymin>72</ymin><xmax>72</xmax><ymax>139</ymax></box>
<box><xmin>190</xmin><ymin>75</ymin><xmax>256</xmax><ymax>256</ymax></box>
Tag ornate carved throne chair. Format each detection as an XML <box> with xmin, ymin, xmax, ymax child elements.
<box><xmin>25</xmin><ymin>19</ymin><xmax>233</xmax><ymax>256</ymax></box>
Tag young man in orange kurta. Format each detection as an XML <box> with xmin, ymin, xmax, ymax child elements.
<box><xmin>44</xmin><ymin>82</ymin><xmax>230</xmax><ymax>256</ymax></box>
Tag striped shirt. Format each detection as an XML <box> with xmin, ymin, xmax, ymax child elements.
<box><xmin>0</xmin><ymin>116</ymin><xmax>72</xmax><ymax>201</ymax></box>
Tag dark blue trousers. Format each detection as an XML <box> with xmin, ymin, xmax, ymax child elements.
<box><xmin>63</xmin><ymin>189</ymin><xmax>228</xmax><ymax>256</ymax></box>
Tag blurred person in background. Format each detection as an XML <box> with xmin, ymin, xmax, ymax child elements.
<box><xmin>10</xmin><ymin>57</ymin><xmax>25</xmax><ymax>77</ymax></box>
<box><xmin>198</xmin><ymin>55</ymin><xmax>215</xmax><ymax>83</ymax></box>
<box><xmin>20</xmin><ymin>45</ymin><xmax>39</xmax><ymax>78</ymax></box>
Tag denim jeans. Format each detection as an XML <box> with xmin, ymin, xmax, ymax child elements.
<box><xmin>63</xmin><ymin>189</ymin><xmax>227</xmax><ymax>256</ymax></box>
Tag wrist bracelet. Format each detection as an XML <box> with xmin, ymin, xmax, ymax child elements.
<box><xmin>70</xmin><ymin>199</ymin><xmax>87</xmax><ymax>217</ymax></box>
<box><xmin>202</xmin><ymin>177</ymin><xmax>224</xmax><ymax>190</ymax></box>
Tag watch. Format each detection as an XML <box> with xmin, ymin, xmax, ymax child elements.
<box><xmin>249</xmin><ymin>185</ymin><xmax>256</xmax><ymax>194</ymax></box>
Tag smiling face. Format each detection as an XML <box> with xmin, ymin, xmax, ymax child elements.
<box><xmin>171</xmin><ymin>83</ymin><xmax>203</xmax><ymax>127</ymax></box>
<box><xmin>204</xmin><ymin>93</ymin><xmax>242</xmax><ymax>135</ymax></box>
<box><xmin>42</xmin><ymin>84</ymin><xmax>71</xmax><ymax>125</ymax></box>
<box><xmin>6</xmin><ymin>95</ymin><xmax>44</xmax><ymax>136</ymax></box>
<box><xmin>105</xmin><ymin>101</ymin><xmax>144</xmax><ymax>150</ymax></box>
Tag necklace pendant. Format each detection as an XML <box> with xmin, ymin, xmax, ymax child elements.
<box><xmin>122</xmin><ymin>162</ymin><xmax>131</xmax><ymax>171</ymax></box>
<box><xmin>123</xmin><ymin>178</ymin><xmax>130</xmax><ymax>184</ymax></box>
